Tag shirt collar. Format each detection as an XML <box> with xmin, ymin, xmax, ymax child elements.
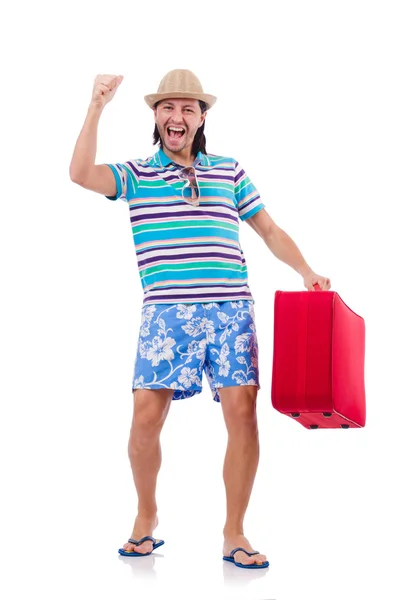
<box><xmin>149</xmin><ymin>148</ymin><xmax>210</xmax><ymax>168</ymax></box>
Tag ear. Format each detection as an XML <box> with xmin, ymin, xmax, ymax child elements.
<box><xmin>200</xmin><ymin>111</ymin><xmax>207</xmax><ymax>126</ymax></box>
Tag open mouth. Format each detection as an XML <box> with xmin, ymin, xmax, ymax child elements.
<box><xmin>167</xmin><ymin>126</ymin><xmax>186</xmax><ymax>140</ymax></box>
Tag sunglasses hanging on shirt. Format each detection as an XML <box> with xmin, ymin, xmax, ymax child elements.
<box><xmin>177</xmin><ymin>158</ymin><xmax>201</xmax><ymax>207</ymax></box>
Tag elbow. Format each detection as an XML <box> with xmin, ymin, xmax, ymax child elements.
<box><xmin>268</xmin><ymin>223</ymin><xmax>279</xmax><ymax>238</ymax></box>
<box><xmin>69</xmin><ymin>167</ymin><xmax>84</xmax><ymax>185</ymax></box>
<box><xmin>247</xmin><ymin>210</ymin><xmax>279</xmax><ymax>242</ymax></box>
<box><xmin>69</xmin><ymin>166</ymin><xmax>79</xmax><ymax>183</ymax></box>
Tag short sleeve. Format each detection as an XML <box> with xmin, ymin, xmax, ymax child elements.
<box><xmin>105</xmin><ymin>161</ymin><xmax>139</xmax><ymax>202</ymax></box>
<box><xmin>234</xmin><ymin>160</ymin><xmax>265</xmax><ymax>221</ymax></box>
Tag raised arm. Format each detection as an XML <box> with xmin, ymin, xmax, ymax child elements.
<box><xmin>69</xmin><ymin>74</ymin><xmax>123</xmax><ymax>196</ymax></box>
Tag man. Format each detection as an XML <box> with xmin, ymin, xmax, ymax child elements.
<box><xmin>70</xmin><ymin>69</ymin><xmax>331</xmax><ymax>569</ymax></box>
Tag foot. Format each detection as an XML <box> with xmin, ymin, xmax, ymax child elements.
<box><xmin>122</xmin><ymin>514</ymin><xmax>159</xmax><ymax>555</ymax></box>
<box><xmin>223</xmin><ymin>533</ymin><xmax>268</xmax><ymax>566</ymax></box>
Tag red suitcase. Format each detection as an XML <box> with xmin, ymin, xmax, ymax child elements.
<box><xmin>271</xmin><ymin>284</ymin><xmax>366</xmax><ymax>429</ymax></box>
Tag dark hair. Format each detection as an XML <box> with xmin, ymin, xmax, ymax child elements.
<box><xmin>152</xmin><ymin>100</ymin><xmax>208</xmax><ymax>156</ymax></box>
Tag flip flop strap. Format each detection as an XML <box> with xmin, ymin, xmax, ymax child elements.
<box><xmin>128</xmin><ymin>535</ymin><xmax>155</xmax><ymax>546</ymax></box>
<box><xmin>230</xmin><ymin>547</ymin><xmax>259</xmax><ymax>558</ymax></box>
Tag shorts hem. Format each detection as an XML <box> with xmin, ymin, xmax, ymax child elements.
<box><xmin>132</xmin><ymin>385</ymin><xmax>203</xmax><ymax>400</ymax></box>
<box><xmin>210</xmin><ymin>381</ymin><xmax>260</xmax><ymax>403</ymax></box>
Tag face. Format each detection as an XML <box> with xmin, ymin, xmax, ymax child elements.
<box><xmin>154</xmin><ymin>99</ymin><xmax>206</xmax><ymax>154</ymax></box>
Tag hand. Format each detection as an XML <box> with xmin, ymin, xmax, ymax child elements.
<box><xmin>303</xmin><ymin>270</ymin><xmax>331</xmax><ymax>291</ymax></box>
<box><xmin>91</xmin><ymin>74</ymin><xmax>124</xmax><ymax>109</ymax></box>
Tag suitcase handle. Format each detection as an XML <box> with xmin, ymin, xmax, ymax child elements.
<box><xmin>313</xmin><ymin>283</ymin><xmax>322</xmax><ymax>291</ymax></box>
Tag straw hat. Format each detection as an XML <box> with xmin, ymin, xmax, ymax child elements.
<box><xmin>144</xmin><ymin>69</ymin><xmax>217</xmax><ymax>109</ymax></box>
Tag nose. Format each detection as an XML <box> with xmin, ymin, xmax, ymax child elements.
<box><xmin>170</xmin><ymin>106</ymin><xmax>184</xmax><ymax>123</ymax></box>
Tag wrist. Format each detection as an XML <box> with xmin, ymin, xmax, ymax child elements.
<box><xmin>88</xmin><ymin>102</ymin><xmax>105</xmax><ymax>115</ymax></box>
<box><xmin>298</xmin><ymin>264</ymin><xmax>313</xmax><ymax>277</ymax></box>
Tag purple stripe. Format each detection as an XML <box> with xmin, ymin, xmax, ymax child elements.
<box><xmin>140</xmin><ymin>172</ymin><xmax>165</xmax><ymax>179</ymax></box>
<box><xmin>154</xmin><ymin>172</ymin><xmax>234</xmax><ymax>184</ymax></box>
<box><xmin>198</xmin><ymin>173</ymin><xmax>234</xmax><ymax>181</ymax></box>
<box><xmin>130</xmin><ymin>210</ymin><xmax>238</xmax><ymax>224</ymax></box>
<box><xmin>144</xmin><ymin>291</ymin><xmax>252</xmax><ymax>302</ymax></box>
<box><xmin>145</xmin><ymin>283</ymin><xmax>247</xmax><ymax>291</ymax></box>
<box><xmin>162</xmin><ymin>175</ymin><xmax>235</xmax><ymax>185</ymax></box>
<box><xmin>240</xmin><ymin>196</ymin><xmax>260</xmax><ymax>211</ymax></box>
<box><xmin>136</xmin><ymin>241</ymin><xmax>239</xmax><ymax>255</ymax></box>
<box><xmin>234</xmin><ymin>167</ymin><xmax>245</xmax><ymax>184</ymax></box>
<box><xmin>133</xmin><ymin>169</ymin><xmax>160</xmax><ymax>178</ymax></box>
<box><xmin>129</xmin><ymin>200</ymin><xmax>238</xmax><ymax>210</ymax></box>
<box><xmin>137</xmin><ymin>251</ymin><xmax>243</xmax><ymax>267</ymax></box>
<box><xmin>125</xmin><ymin>161</ymin><xmax>141</xmax><ymax>179</ymax></box>
<box><xmin>144</xmin><ymin>166</ymin><xmax>182</xmax><ymax>177</ymax></box>
<box><xmin>200</xmin><ymin>166</ymin><xmax>234</xmax><ymax>173</ymax></box>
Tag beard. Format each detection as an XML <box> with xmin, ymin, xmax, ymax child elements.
<box><xmin>154</xmin><ymin>121</ymin><xmax>205</xmax><ymax>155</ymax></box>
<box><xmin>163</xmin><ymin>136</ymin><xmax>190</xmax><ymax>153</ymax></box>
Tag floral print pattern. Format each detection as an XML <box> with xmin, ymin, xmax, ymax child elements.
<box><xmin>132</xmin><ymin>301</ymin><xmax>260</xmax><ymax>402</ymax></box>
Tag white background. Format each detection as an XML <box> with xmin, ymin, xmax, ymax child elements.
<box><xmin>1</xmin><ymin>1</ymin><xmax>396</xmax><ymax>599</ymax></box>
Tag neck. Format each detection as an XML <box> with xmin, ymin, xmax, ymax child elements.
<box><xmin>162</xmin><ymin>145</ymin><xmax>196</xmax><ymax>167</ymax></box>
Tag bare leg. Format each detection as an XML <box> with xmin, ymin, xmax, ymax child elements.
<box><xmin>219</xmin><ymin>385</ymin><xmax>268</xmax><ymax>566</ymax></box>
<box><xmin>121</xmin><ymin>388</ymin><xmax>173</xmax><ymax>554</ymax></box>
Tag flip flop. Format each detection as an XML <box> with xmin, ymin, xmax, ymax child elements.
<box><xmin>223</xmin><ymin>547</ymin><xmax>270</xmax><ymax>569</ymax></box>
<box><xmin>118</xmin><ymin>535</ymin><xmax>165</xmax><ymax>556</ymax></box>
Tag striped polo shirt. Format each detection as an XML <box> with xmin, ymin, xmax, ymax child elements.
<box><xmin>105</xmin><ymin>148</ymin><xmax>265</xmax><ymax>305</ymax></box>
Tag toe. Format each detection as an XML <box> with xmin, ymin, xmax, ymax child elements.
<box><xmin>234</xmin><ymin>551</ymin><xmax>267</xmax><ymax>566</ymax></box>
<box><xmin>254</xmin><ymin>553</ymin><xmax>268</xmax><ymax>565</ymax></box>
<box><xmin>234</xmin><ymin>551</ymin><xmax>255</xmax><ymax>566</ymax></box>
<box><xmin>121</xmin><ymin>536</ymin><xmax>156</xmax><ymax>554</ymax></box>
<box><xmin>132</xmin><ymin>540</ymin><xmax>153</xmax><ymax>554</ymax></box>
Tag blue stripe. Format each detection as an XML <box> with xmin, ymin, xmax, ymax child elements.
<box><xmin>134</xmin><ymin>227</ymin><xmax>240</xmax><ymax>244</ymax></box>
<box><xmin>142</xmin><ymin>268</ymin><xmax>248</xmax><ymax>287</ymax></box>
<box><xmin>105</xmin><ymin>164</ymin><xmax>122</xmax><ymax>200</ymax></box>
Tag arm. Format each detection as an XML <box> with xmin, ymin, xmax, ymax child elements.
<box><xmin>246</xmin><ymin>208</ymin><xmax>331</xmax><ymax>290</ymax></box>
<box><xmin>69</xmin><ymin>74</ymin><xmax>123</xmax><ymax>196</ymax></box>
<box><xmin>69</xmin><ymin>103</ymin><xmax>116</xmax><ymax>196</ymax></box>
<box><xmin>69</xmin><ymin>103</ymin><xmax>103</xmax><ymax>182</ymax></box>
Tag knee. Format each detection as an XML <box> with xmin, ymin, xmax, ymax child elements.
<box><xmin>135</xmin><ymin>402</ymin><xmax>167</xmax><ymax>429</ymax></box>
<box><xmin>128</xmin><ymin>402</ymin><xmax>167</xmax><ymax>452</ymax></box>
<box><xmin>223</xmin><ymin>387</ymin><xmax>258</xmax><ymax>432</ymax></box>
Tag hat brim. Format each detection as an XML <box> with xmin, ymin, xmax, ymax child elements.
<box><xmin>144</xmin><ymin>92</ymin><xmax>217</xmax><ymax>110</ymax></box>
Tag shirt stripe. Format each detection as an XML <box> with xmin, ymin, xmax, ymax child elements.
<box><xmin>105</xmin><ymin>149</ymin><xmax>264</xmax><ymax>305</ymax></box>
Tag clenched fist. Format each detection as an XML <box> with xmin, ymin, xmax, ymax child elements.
<box><xmin>91</xmin><ymin>74</ymin><xmax>124</xmax><ymax>108</ymax></box>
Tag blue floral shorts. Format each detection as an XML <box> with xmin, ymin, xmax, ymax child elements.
<box><xmin>132</xmin><ymin>300</ymin><xmax>260</xmax><ymax>402</ymax></box>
